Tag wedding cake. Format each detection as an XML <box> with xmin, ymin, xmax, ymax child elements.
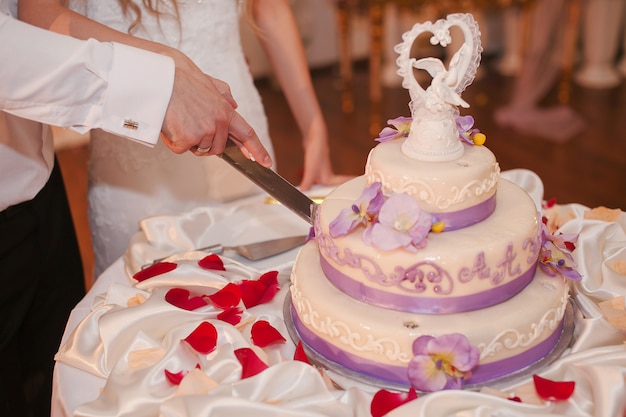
<box><xmin>288</xmin><ymin>14</ymin><xmax>577</xmax><ymax>392</ymax></box>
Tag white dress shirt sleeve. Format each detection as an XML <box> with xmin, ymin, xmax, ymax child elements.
<box><xmin>0</xmin><ymin>12</ymin><xmax>174</xmax><ymax>145</ymax></box>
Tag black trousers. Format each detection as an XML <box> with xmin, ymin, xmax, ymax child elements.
<box><xmin>0</xmin><ymin>159</ymin><xmax>85</xmax><ymax>417</ymax></box>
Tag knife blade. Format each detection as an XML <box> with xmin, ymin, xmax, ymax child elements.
<box><xmin>142</xmin><ymin>234</ymin><xmax>308</xmax><ymax>268</ymax></box>
<box><xmin>219</xmin><ymin>140</ymin><xmax>318</xmax><ymax>225</ymax></box>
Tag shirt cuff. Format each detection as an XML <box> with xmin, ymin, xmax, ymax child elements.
<box><xmin>101</xmin><ymin>43</ymin><xmax>175</xmax><ymax>146</ymax></box>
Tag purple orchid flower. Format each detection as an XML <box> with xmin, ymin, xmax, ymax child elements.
<box><xmin>376</xmin><ymin>116</ymin><xmax>412</xmax><ymax>143</ymax></box>
<box><xmin>538</xmin><ymin>221</ymin><xmax>582</xmax><ymax>281</ymax></box>
<box><xmin>329</xmin><ymin>182</ymin><xmax>384</xmax><ymax>238</ymax></box>
<box><xmin>407</xmin><ymin>333</ymin><xmax>480</xmax><ymax>392</ymax></box>
<box><xmin>363</xmin><ymin>193</ymin><xmax>432</xmax><ymax>252</ymax></box>
<box><xmin>376</xmin><ymin>114</ymin><xmax>484</xmax><ymax>146</ymax></box>
<box><xmin>456</xmin><ymin>115</ymin><xmax>481</xmax><ymax>144</ymax></box>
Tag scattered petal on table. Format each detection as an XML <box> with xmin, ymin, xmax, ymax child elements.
<box><xmin>198</xmin><ymin>254</ymin><xmax>226</xmax><ymax>271</ymax></box>
<box><xmin>370</xmin><ymin>387</ymin><xmax>418</xmax><ymax>417</ymax></box>
<box><xmin>533</xmin><ymin>374</ymin><xmax>575</xmax><ymax>401</ymax></box>
<box><xmin>251</xmin><ymin>320</ymin><xmax>286</xmax><ymax>348</ymax></box>
<box><xmin>217</xmin><ymin>307</ymin><xmax>243</xmax><ymax>326</ymax></box>
<box><xmin>165</xmin><ymin>288</ymin><xmax>208</xmax><ymax>311</ymax></box>
<box><xmin>207</xmin><ymin>283</ymin><xmax>241</xmax><ymax>309</ymax></box>
<box><xmin>164</xmin><ymin>368</ymin><xmax>187</xmax><ymax>385</ymax></box>
<box><xmin>234</xmin><ymin>347</ymin><xmax>268</xmax><ymax>379</ymax></box>
<box><xmin>133</xmin><ymin>262</ymin><xmax>177</xmax><ymax>282</ymax></box>
<box><xmin>293</xmin><ymin>341</ymin><xmax>310</xmax><ymax>364</ymax></box>
<box><xmin>183</xmin><ymin>322</ymin><xmax>218</xmax><ymax>355</ymax></box>
<box><xmin>238</xmin><ymin>271</ymin><xmax>280</xmax><ymax>308</ymax></box>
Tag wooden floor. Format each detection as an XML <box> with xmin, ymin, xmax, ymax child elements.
<box><xmin>57</xmin><ymin>58</ymin><xmax>626</xmax><ymax>286</ymax></box>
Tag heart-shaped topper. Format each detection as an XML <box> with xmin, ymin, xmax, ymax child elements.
<box><xmin>394</xmin><ymin>13</ymin><xmax>482</xmax><ymax>162</ymax></box>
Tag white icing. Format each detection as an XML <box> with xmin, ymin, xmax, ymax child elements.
<box><xmin>318</xmin><ymin>178</ymin><xmax>539</xmax><ymax>300</ymax></box>
<box><xmin>291</xmin><ymin>242</ymin><xmax>569</xmax><ymax>367</ymax></box>
<box><xmin>478</xmin><ymin>289</ymin><xmax>569</xmax><ymax>359</ymax></box>
<box><xmin>365</xmin><ymin>141</ymin><xmax>499</xmax><ymax>212</ymax></box>
<box><xmin>291</xmin><ymin>267</ymin><xmax>412</xmax><ymax>363</ymax></box>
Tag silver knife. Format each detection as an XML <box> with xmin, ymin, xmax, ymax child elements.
<box><xmin>142</xmin><ymin>234</ymin><xmax>308</xmax><ymax>268</ymax></box>
<box><xmin>219</xmin><ymin>140</ymin><xmax>318</xmax><ymax>225</ymax></box>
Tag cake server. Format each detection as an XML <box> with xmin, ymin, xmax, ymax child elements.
<box><xmin>142</xmin><ymin>234</ymin><xmax>308</xmax><ymax>268</ymax></box>
<box><xmin>219</xmin><ymin>139</ymin><xmax>318</xmax><ymax>225</ymax></box>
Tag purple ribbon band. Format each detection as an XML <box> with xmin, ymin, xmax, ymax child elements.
<box><xmin>435</xmin><ymin>193</ymin><xmax>497</xmax><ymax>231</ymax></box>
<box><xmin>291</xmin><ymin>305</ymin><xmax>565</xmax><ymax>388</ymax></box>
<box><xmin>320</xmin><ymin>256</ymin><xmax>537</xmax><ymax>314</ymax></box>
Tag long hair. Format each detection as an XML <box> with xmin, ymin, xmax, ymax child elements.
<box><xmin>116</xmin><ymin>0</ymin><xmax>178</xmax><ymax>34</ymax></box>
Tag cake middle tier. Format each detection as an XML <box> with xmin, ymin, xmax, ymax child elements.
<box><xmin>316</xmin><ymin>177</ymin><xmax>541</xmax><ymax>314</ymax></box>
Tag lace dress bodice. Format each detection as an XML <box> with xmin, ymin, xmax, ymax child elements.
<box><xmin>68</xmin><ymin>0</ymin><xmax>275</xmax><ymax>275</ymax></box>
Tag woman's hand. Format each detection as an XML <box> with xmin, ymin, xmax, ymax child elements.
<box><xmin>299</xmin><ymin>117</ymin><xmax>353</xmax><ymax>190</ymax></box>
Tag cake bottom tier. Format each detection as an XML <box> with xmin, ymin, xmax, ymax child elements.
<box><xmin>289</xmin><ymin>241</ymin><xmax>571</xmax><ymax>388</ymax></box>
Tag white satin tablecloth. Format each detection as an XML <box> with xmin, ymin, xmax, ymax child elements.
<box><xmin>52</xmin><ymin>171</ymin><xmax>626</xmax><ymax>417</ymax></box>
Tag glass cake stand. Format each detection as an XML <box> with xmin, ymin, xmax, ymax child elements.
<box><xmin>283</xmin><ymin>291</ymin><xmax>576</xmax><ymax>394</ymax></box>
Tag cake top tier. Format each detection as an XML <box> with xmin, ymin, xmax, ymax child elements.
<box><xmin>395</xmin><ymin>13</ymin><xmax>482</xmax><ymax>162</ymax></box>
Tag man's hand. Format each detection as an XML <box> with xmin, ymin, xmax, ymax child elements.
<box><xmin>161</xmin><ymin>65</ymin><xmax>272</xmax><ymax>168</ymax></box>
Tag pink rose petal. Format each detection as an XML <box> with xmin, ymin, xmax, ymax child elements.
<box><xmin>183</xmin><ymin>321</ymin><xmax>218</xmax><ymax>354</ymax></box>
<box><xmin>370</xmin><ymin>387</ymin><xmax>418</xmax><ymax>417</ymax></box>
<box><xmin>198</xmin><ymin>254</ymin><xmax>226</xmax><ymax>271</ymax></box>
<box><xmin>250</xmin><ymin>320</ymin><xmax>286</xmax><ymax>348</ymax></box>
<box><xmin>133</xmin><ymin>262</ymin><xmax>177</xmax><ymax>282</ymax></box>
<box><xmin>234</xmin><ymin>347</ymin><xmax>268</xmax><ymax>379</ymax></box>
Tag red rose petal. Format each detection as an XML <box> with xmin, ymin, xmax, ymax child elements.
<box><xmin>238</xmin><ymin>271</ymin><xmax>280</xmax><ymax>308</ymax></box>
<box><xmin>234</xmin><ymin>347</ymin><xmax>268</xmax><ymax>379</ymax></box>
<box><xmin>259</xmin><ymin>270</ymin><xmax>279</xmax><ymax>285</ymax></box>
<box><xmin>238</xmin><ymin>280</ymin><xmax>265</xmax><ymax>308</ymax></box>
<box><xmin>165</xmin><ymin>288</ymin><xmax>208</xmax><ymax>311</ymax></box>
<box><xmin>164</xmin><ymin>368</ymin><xmax>186</xmax><ymax>385</ymax></box>
<box><xmin>533</xmin><ymin>374</ymin><xmax>575</xmax><ymax>401</ymax></box>
<box><xmin>250</xmin><ymin>320</ymin><xmax>286</xmax><ymax>348</ymax></box>
<box><xmin>258</xmin><ymin>271</ymin><xmax>279</xmax><ymax>294</ymax></box>
<box><xmin>183</xmin><ymin>321</ymin><xmax>218</xmax><ymax>354</ymax></box>
<box><xmin>133</xmin><ymin>262</ymin><xmax>177</xmax><ymax>282</ymax></box>
<box><xmin>217</xmin><ymin>307</ymin><xmax>243</xmax><ymax>325</ymax></box>
<box><xmin>293</xmin><ymin>341</ymin><xmax>310</xmax><ymax>364</ymax></box>
<box><xmin>207</xmin><ymin>283</ymin><xmax>241</xmax><ymax>309</ymax></box>
<box><xmin>198</xmin><ymin>254</ymin><xmax>226</xmax><ymax>271</ymax></box>
<box><xmin>370</xmin><ymin>387</ymin><xmax>418</xmax><ymax>417</ymax></box>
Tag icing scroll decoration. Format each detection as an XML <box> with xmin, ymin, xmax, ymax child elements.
<box><xmin>395</xmin><ymin>13</ymin><xmax>482</xmax><ymax>162</ymax></box>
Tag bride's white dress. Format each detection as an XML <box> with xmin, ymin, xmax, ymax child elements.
<box><xmin>68</xmin><ymin>0</ymin><xmax>275</xmax><ymax>276</ymax></box>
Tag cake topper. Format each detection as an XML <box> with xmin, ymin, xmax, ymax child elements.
<box><xmin>395</xmin><ymin>13</ymin><xmax>482</xmax><ymax>161</ymax></box>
